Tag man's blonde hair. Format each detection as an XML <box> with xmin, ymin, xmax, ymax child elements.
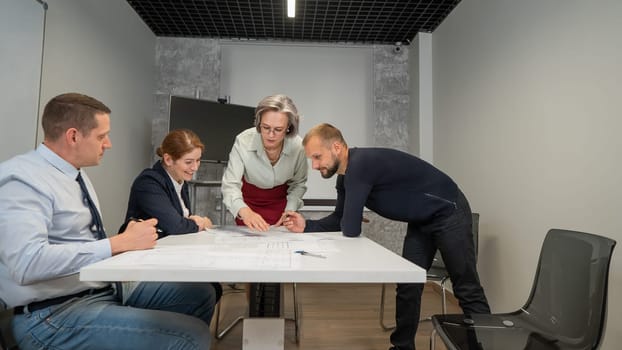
<box><xmin>302</xmin><ymin>123</ymin><xmax>347</xmax><ymax>148</ymax></box>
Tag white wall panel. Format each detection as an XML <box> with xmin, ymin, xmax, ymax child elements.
<box><xmin>0</xmin><ymin>0</ymin><xmax>45</xmax><ymax>161</ymax></box>
<box><xmin>221</xmin><ymin>42</ymin><xmax>373</xmax><ymax>200</ymax></box>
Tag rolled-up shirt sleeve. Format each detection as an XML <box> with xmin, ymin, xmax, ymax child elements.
<box><xmin>221</xmin><ymin>136</ymin><xmax>248</xmax><ymax>218</ymax></box>
<box><xmin>285</xmin><ymin>146</ymin><xmax>308</xmax><ymax>211</ymax></box>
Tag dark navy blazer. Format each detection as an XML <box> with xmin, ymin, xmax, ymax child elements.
<box><xmin>120</xmin><ymin>161</ymin><xmax>223</xmax><ymax>301</ymax></box>
<box><xmin>120</xmin><ymin>161</ymin><xmax>199</xmax><ymax>236</ymax></box>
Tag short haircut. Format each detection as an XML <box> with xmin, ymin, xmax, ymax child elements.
<box><xmin>303</xmin><ymin>123</ymin><xmax>348</xmax><ymax>148</ymax></box>
<box><xmin>157</xmin><ymin>129</ymin><xmax>205</xmax><ymax>161</ymax></box>
<box><xmin>254</xmin><ymin>94</ymin><xmax>300</xmax><ymax>137</ymax></box>
<box><xmin>42</xmin><ymin>93</ymin><xmax>111</xmax><ymax>141</ymax></box>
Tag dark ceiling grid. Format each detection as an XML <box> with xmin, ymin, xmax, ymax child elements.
<box><xmin>315</xmin><ymin>0</ymin><xmax>326</xmax><ymax>41</ymax></box>
<box><xmin>126</xmin><ymin>0</ymin><xmax>462</xmax><ymax>45</ymax></box>
<box><xmin>199</xmin><ymin>1</ymin><xmax>215</xmax><ymax>37</ymax></box>
<box><xmin>147</xmin><ymin>1</ymin><xmax>169</xmax><ymax>36</ymax></box>
<box><xmin>375</xmin><ymin>1</ymin><xmax>393</xmax><ymax>43</ymax></box>
<box><xmin>357</xmin><ymin>3</ymin><xmax>378</xmax><ymax>40</ymax></box>
<box><xmin>238</xmin><ymin>0</ymin><xmax>249</xmax><ymax>39</ymax></box>
<box><xmin>189</xmin><ymin>1</ymin><xmax>202</xmax><ymax>35</ymax></box>
<box><xmin>403</xmin><ymin>1</ymin><xmax>428</xmax><ymax>42</ymax></box>
<box><xmin>390</xmin><ymin>2</ymin><xmax>417</xmax><ymax>44</ymax></box>
<box><xmin>224</xmin><ymin>1</ymin><xmax>235</xmax><ymax>37</ymax></box>
<box><xmin>202</xmin><ymin>2</ymin><xmax>220</xmax><ymax>37</ymax></box>
<box><xmin>298</xmin><ymin>2</ymin><xmax>307</xmax><ymax>40</ymax></box>
<box><xmin>279</xmin><ymin>1</ymin><xmax>287</xmax><ymax>39</ymax></box>
<box><xmin>177</xmin><ymin>2</ymin><xmax>193</xmax><ymax>35</ymax></box>
<box><xmin>418</xmin><ymin>1</ymin><xmax>442</xmax><ymax>33</ymax></box>
<box><xmin>426</xmin><ymin>1</ymin><xmax>455</xmax><ymax>32</ymax></box>
<box><xmin>348</xmin><ymin>1</ymin><xmax>366</xmax><ymax>42</ymax></box>
<box><xmin>214</xmin><ymin>2</ymin><xmax>227</xmax><ymax>37</ymax></box>
<box><xmin>329</xmin><ymin>1</ymin><xmax>343</xmax><ymax>42</ymax></box>
<box><xmin>390</xmin><ymin>1</ymin><xmax>415</xmax><ymax>44</ymax></box>
<box><xmin>256</xmin><ymin>0</ymin><xmax>265</xmax><ymax>38</ymax></box>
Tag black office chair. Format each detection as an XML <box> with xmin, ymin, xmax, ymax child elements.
<box><xmin>0</xmin><ymin>316</ymin><xmax>5</xmax><ymax>350</ymax></box>
<box><xmin>379</xmin><ymin>213</ymin><xmax>479</xmax><ymax>331</ymax></box>
<box><xmin>0</xmin><ymin>301</ymin><xmax>17</xmax><ymax>350</ymax></box>
<box><xmin>430</xmin><ymin>228</ymin><xmax>616</xmax><ymax>350</ymax></box>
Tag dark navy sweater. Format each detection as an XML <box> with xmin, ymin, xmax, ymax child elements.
<box><xmin>305</xmin><ymin>148</ymin><xmax>458</xmax><ymax>237</ymax></box>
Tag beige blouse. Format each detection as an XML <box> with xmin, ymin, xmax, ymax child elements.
<box><xmin>221</xmin><ymin>127</ymin><xmax>308</xmax><ymax>218</ymax></box>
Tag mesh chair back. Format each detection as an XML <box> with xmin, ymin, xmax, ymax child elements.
<box><xmin>522</xmin><ymin>229</ymin><xmax>616</xmax><ymax>348</ymax></box>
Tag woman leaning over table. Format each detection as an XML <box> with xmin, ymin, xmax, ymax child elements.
<box><xmin>120</xmin><ymin>129</ymin><xmax>213</xmax><ymax>235</ymax></box>
<box><xmin>221</xmin><ymin>94</ymin><xmax>308</xmax><ymax>231</ymax></box>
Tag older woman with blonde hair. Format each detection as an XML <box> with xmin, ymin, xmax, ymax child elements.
<box><xmin>221</xmin><ymin>94</ymin><xmax>308</xmax><ymax>231</ymax></box>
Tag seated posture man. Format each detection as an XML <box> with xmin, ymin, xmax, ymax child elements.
<box><xmin>0</xmin><ymin>93</ymin><xmax>218</xmax><ymax>350</ymax></box>
<box><xmin>283</xmin><ymin>123</ymin><xmax>490</xmax><ymax>350</ymax></box>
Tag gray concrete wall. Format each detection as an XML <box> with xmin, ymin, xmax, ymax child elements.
<box><xmin>153</xmin><ymin>38</ymin><xmax>225</xmax><ymax>222</ymax></box>
<box><xmin>372</xmin><ymin>46</ymin><xmax>410</xmax><ymax>151</ymax></box>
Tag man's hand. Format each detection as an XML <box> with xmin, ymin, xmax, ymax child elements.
<box><xmin>282</xmin><ymin>210</ymin><xmax>305</xmax><ymax>233</ymax></box>
<box><xmin>238</xmin><ymin>207</ymin><xmax>270</xmax><ymax>232</ymax></box>
<box><xmin>274</xmin><ymin>212</ymin><xmax>288</xmax><ymax>227</ymax></box>
<box><xmin>109</xmin><ymin>218</ymin><xmax>158</xmax><ymax>255</ymax></box>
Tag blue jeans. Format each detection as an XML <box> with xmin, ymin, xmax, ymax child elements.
<box><xmin>12</xmin><ymin>282</ymin><xmax>217</xmax><ymax>350</ymax></box>
<box><xmin>390</xmin><ymin>190</ymin><xmax>490</xmax><ymax>350</ymax></box>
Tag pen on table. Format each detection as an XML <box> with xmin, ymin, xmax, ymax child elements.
<box><xmin>129</xmin><ymin>217</ymin><xmax>163</xmax><ymax>234</ymax></box>
<box><xmin>294</xmin><ymin>250</ymin><xmax>326</xmax><ymax>259</ymax></box>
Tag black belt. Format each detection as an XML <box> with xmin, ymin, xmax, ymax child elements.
<box><xmin>14</xmin><ymin>286</ymin><xmax>113</xmax><ymax>315</ymax></box>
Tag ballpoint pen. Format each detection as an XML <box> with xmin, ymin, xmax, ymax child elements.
<box><xmin>129</xmin><ymin>217</ymin><xmax>163</xmax><ymax>234</ymax></box>
<box><xmin>294</xmin><ymin>250</ymin><xmax>326</xmax><ymax>259</ymax></box>
<box><xmin>279</xmin><ymin>212</ymin><xmax>291</xmax><ymax>224</ymax></box>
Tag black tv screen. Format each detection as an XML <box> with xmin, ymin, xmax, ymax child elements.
<box><xmin>169</xmin><ymin>96</ymin><xmax>255</xmax><ymax>162</ymax></box>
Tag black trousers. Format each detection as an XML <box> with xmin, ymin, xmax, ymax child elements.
<box><xmin>390</xmin><ymin>190</ymin><xmax>491</xmax><ymax>350</ymax></box>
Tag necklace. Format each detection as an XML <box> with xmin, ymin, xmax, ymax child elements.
<box><xmin>264</xmin><ymin>145</ymin><xmax>283</xmax><ymax>164</ymax></box>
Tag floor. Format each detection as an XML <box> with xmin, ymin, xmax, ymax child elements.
<box><xmin>210</xmin><ymin>283</ymin><xmax>460</xmax><ymax>350</ymax></box>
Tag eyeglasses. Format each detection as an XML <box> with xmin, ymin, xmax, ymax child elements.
<box><xmin>260</xmin><ymin>124</ymin><xmax>288</xmax><ymax>135</ymax></box>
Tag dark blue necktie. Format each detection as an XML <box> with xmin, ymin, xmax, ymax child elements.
<box><xmin>76</xmin><ymin>172</ymin><xmax>123</xmax><ymax>300</ymax></box>
<box><xmin>76</xmin><ymin>172</ymin><xmax>106</xmax><ymax>240</ymax></box>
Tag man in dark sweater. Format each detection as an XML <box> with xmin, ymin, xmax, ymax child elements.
<box><xmin>283</xmin><ymin>123</ymin><xmax>490</xmax><ymax>350</ymax></box>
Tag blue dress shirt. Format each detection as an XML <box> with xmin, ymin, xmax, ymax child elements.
<box><xmin>0</xmin><ymin>144</ymin><xmax>111</xmax><ymax>308</ymax></box>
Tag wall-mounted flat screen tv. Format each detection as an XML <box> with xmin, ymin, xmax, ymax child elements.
<box><xmin>169</xmin><ymin>95</ymin><xmax>255</xmax><ymax>162</ymax></box>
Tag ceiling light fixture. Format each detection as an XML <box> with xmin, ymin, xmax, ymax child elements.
<box><xmin>287</xmin><ymin>0</ymin><xmax>296</xmax><ymax>18</ymax></box>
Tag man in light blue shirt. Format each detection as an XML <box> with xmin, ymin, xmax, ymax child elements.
<box><xmin>0</xmin><ymin>93</ymin><xmax>217</xmax><ymax>350</ymax></box>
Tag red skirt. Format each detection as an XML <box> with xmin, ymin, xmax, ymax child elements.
<box><xmin>235</xmin><ymin>177</ymin><xmax>289</xmax><ymax>226</ymax></box>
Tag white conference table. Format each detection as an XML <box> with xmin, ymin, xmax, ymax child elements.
<box><xmin>80</xmin><ymin>226</ymin><xmax>425</xmax><ymax>284</ymax></box>
<box><xmin>80</xmin><ymin>227</ymin><xmax>424</xmax><ymax>349</ymax></box>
